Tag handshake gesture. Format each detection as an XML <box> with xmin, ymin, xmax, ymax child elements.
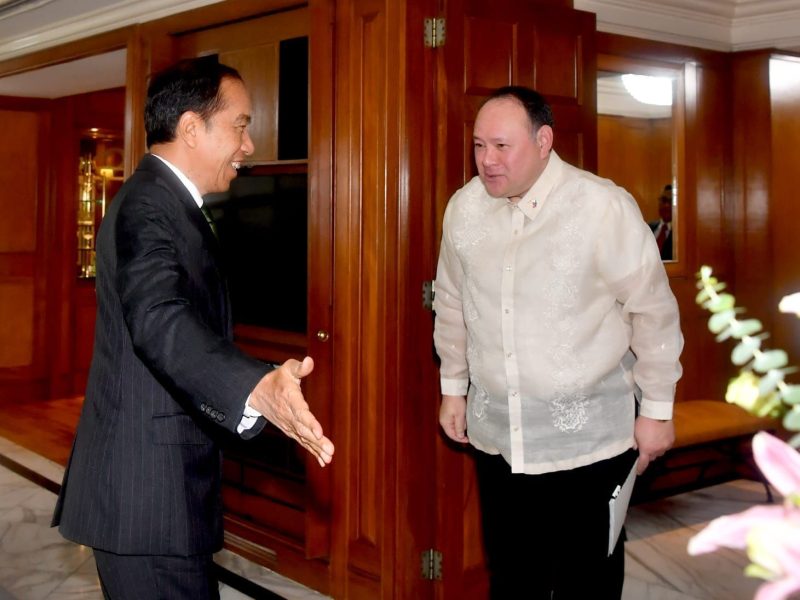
<box><xmin>249</xmin><ymin>356</ymin><xmax>335</xmax><ymax>467</ymax></box>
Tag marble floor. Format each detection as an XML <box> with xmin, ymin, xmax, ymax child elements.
<box><xmin>0</xmin><ymin>433</ymin><xmax>771</xmax><ymax>599</ymax></box>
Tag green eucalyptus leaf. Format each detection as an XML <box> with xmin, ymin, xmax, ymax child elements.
<box><xmin>696</xmin><ymin>288</ymin><xmax>711</xmax><ymax>304</ymax></box>
<box><xmin>709</xmin><ymin>309</ymin><xmax>736</xmax><ymax>334</ymax></box>
<box><xmin>757</xmin><ymin>370</ymin><xmax>784</xmax><ymax>396</ymax></box>
<box><xmin>753</xmin><ymin>350</ymin><xmax>789</xmax><ymax>373</ymax></box>
<box><xmin>704</xmin><ymin>293</ymin><xmax>735</xmax><ymax>312</ymax></box>
<box><xmin>729</xmin><ymin>319</ymin><xmax>763</xmax><ymax>339</ymax></box>
<box><xmin>732</xmin><ymin>338</ymin><xmax>761</xmax><ymax>365</ymax></box>
<box><xmin>699</xmin><ymin>266</ymin><xmax>713</xmax><ymax>279</ymax></box>
<box><xmin>783</xmin><ymin>406</ymin><xmax>800</xmax><ymax>431</ymax></box>
<box><xmin>780</xmin><ymin>385</ymin><xmax>800</xmax><ymax>405</ymax></box>
<box><xmin>716</xmin><ymin>327</ymin><xmax>734</xmax><ymax>342</ymax></box>
<box><xmin>788</xmin><ymin>432</ymin><xmax>800</xmax><ymax>448</ymax></box>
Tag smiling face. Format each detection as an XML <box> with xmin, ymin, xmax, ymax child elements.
<box><xmin>473</xmin><ymin>97</ymin><xmax>551</xmax><ymax>201</ymax></box>
<box><xmin>193</xmin><ymin>77</ymin><xmax>254</xmax><ymax>195</ymax></box>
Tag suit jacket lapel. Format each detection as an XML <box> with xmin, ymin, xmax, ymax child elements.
<box><xmin>137</xmin><ymin>154</ymin><xmax>222</xmax><ymax>254</ymax></box>
<box><xmin>136</xmin><ymin>154</ymin><xmax>230</xmax><ymax>326</ymax></box>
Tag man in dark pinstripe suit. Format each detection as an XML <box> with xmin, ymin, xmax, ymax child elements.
<box><xmin>52</xmin><ymin>57</ymin><xmax>334</xmax><ymax>599</ymax></box>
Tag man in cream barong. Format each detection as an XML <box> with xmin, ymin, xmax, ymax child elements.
<box><xmin>433</xmin><ymin>86</ymin><xmax>683</xmax><ymax>599</ymax></box>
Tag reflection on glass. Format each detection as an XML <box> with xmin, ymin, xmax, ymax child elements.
<box><xmin>597</xmin><ymin>70</ymin><xmax>677</xmax><ymax>262</ymax></box>
<box><xmin>76</xmin><ymin>130</ymin><xmax>124</xmax><ymax>278</ymax></box>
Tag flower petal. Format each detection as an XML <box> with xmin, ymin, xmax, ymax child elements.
<box><xmin>753</xmin><ymin>432</ymin><xmax>800</xmax><ymax>497</ymax></box>
<box><xmin>747</xmin><ymin>520</ymin><xmax>800</xmax><ymax>578</ymax></box>
<box><xmin>754</xmin><ymin>577</ymin><xmax>800</xmax><ymax>600</ymax></box>
<box><xmin>778</xmin><ymin>292</ymin><xmax>800</xmax><ymax>316</ymax></box>
<box><xmin>688</xmin><ymin>505</ymin><xmax>788</xmax><ymax>555</ymax></box>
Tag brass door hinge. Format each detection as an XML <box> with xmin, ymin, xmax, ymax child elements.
<box><xmin>422</xmin><ymin>280</ymin><xmax>435</xmax><ymax>311</ymax></box>
<box><xmin>421</xmin><ymin>548</ymin><xmax>443</xmax><ymax>580</ymax></box>
<box><xmin>424</xmin><ymin>17</ymin><xmax>446</xmax><ymax>48</ymax></box>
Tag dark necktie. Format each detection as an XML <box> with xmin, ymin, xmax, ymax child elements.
<box><xmin>655</xmin><ymin>223</ymin><xmax>668</xmax><ymax>252</ymax></box>
<box><xmin>200</xmin><ymin>204</ymin><xmax>218</xmax><ymax>238</ymax></box>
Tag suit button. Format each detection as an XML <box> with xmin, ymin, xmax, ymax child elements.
<box><xmin>210</xmin><ymin>409</ymin><xmax>218</xmax><ymax>419</ymax></box>
<box><xmin>200</xmin><ymin>403</ymin><xmax>207</xmax><ymax>411</ymax></box>
<box><xmin>217</xmin><ymin>413</ymin><xmax>226</xmax><ymax>422</ymax></box>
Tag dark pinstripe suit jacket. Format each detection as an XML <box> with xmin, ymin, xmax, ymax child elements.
<box><xmin>52</xmin><ymin>154</ymin><xmax>271</xmax><ymax>556</ymax></box>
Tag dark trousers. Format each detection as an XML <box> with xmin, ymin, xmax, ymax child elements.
<box><xmin>475</xmin><ymin>449</ymin><xmax>637</xmax><ymax>600</ymax></box>
<box><xmin>93</xmin><ymin>549</ymin><xmax>220</xmax><ymax>600</ymax></box>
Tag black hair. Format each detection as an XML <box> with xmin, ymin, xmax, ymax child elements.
<box><xmin>144</xmin><ymin>56</ymin><xmax>243</xmax><ymax>148</ymax></box>
<box><xmin>484</xmin><ymin>86</ymin><xmax>555</xmax><ymax>133</ymax></box>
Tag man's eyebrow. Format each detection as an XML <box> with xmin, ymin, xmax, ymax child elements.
<box><xmin>236</xmin><ymin>114</ymin><xmax>252</xmax><ymax>125</ymax></box>
<box><xmin>473</xmin><ymin>135</ymin><xmax>508</xmax><ymax>143</ymax></box>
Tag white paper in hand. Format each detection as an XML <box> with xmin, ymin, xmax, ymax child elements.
<box><xmin>608</xmin><ymin>457</ymin><xmax>638</xmax><ymax>556</ymax></box>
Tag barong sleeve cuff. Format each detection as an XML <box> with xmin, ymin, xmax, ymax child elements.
<box><xmin>639</xmin><ymin>398</ymin><xmax>674</xmax><ymax>421</ymax></box>
<box><xmin>441</xmin><ymin>378</ymin><xmax>469</xmax><ymax>396</ymax></box>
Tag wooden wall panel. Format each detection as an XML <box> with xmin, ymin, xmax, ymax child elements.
<box><xmin>464</xmin><ymin>18</ymin><xmax>514</xmax><ymax>92</ymax></box>
<box><xmin>331</xmin><ymin>0</ymin><xmax>442</xmax><ymax>596</ymax></box>
<box><xmin>332</xmin><ymin>0</ymin><xmax>396</xmax><ymax>595</ymax></box>
<box><xmin>0</xmin><ymin>280</ymin><xmax>34</xmax><ymax>367</ymax></box>
<box><xmin>220</xmin><ymin>44</ymin><xmax>279</xmax><ymax>163</ymax></box>
<box><xmin>0</xmin><ymin>110</ymin><xmax>38</xmax><ymax>253</ymax></box>
<box><xmin>769</xmin><ymin>56</ymin><xmax>800</xmax><ymax>363</ymax></box>
<box><xmin>678</xmin><ymin>60</ymin><xmax>735</xmax><ymax>401</ymax></box>
<box><xmin>0</xmin><ymin>107</ymin><xmax>44</xmax><ymax>392</ymax></box>
<box><xmin>731</xmin><ymin>52</ymin><xmax>773</xmax><ymax>352</ymax></box>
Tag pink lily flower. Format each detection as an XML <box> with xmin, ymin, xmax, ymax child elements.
<box><xmin>688</xmin><ymin>432</ymin><xmax>800</xmax><ymax>600</ymax></box>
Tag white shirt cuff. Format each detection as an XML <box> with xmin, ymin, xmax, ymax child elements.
<box><xmin>639</xmin><ymin>398</ymin><xmax>673</xmax><ymax>420</ymax></box>
<box><xmin>236</xmin><ymin>395</ymin><xmax>263</xmax><ymax>434</ymax></box>
<box><xmin>441</xmin><ymin>378</ymin><xmax>469</xmax><ymax>396</ymax></box>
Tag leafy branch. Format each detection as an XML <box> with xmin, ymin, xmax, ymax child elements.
<box><xmin>696</xmin><ymin>265</ymin><xmax>800</xmax><ymax>446</ymax></box>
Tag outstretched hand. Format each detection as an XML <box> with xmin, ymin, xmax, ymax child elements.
<box><xmin>249</xmin><ymin>356</ymin><xmax>334</xmax><ymax>467</ymax></box>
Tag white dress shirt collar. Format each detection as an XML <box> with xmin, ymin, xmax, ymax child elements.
<box><xmin>517</xmin><ymin>151</ymin><xmax>564</xmax><ymax>221</ymax></box>
<box><xmin>150</xmin><ymin>153</ymin><xmax>204</xmax><ymax>208</ymax></box>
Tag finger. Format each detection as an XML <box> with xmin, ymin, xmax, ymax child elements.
<box><xmin>455</xmin><ymin>416</ymin><xmax>468</xmax><ymax>440</ymax></box>
<box><xmin>636</xmin><ymin>453</ymin><xmax>650</xmax><ymax>475</ymax></box>
<box><xmin>296</xmin><ymin>438</ymin><xmax>327</xmax><ymax>467</ymax></box>
<box><xmin>294</xmin><ymin>356</ymin><xmax>314</xmax><ymax>379</ymax></box>
<box><xmin>293</xmin><ymin>407</ymin><xmax>324</xmax><ymax>440</ymax></box>
<box><xmin>440</xmin><ymin>418</ymin><xmax>457</xmax><ymax>440</ymax></box>
<box><xmin>301</xmin><ymin>437</ymin><xmax>333</xmax><ymax>466</ymax></box>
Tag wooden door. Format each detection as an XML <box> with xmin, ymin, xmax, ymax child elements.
<box><xmin>433</xmin><ymin>2</ymin><xmax>596</xmax><ymax>597</ymax></box>
<box><xmin>171</xmin><ymin>7</ymin><xmax>335</xmax><ymax>588</ymax></box>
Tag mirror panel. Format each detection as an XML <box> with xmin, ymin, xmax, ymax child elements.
<box><xmin>597</xmin><ymin>55</ymin><xmax>683</xmax><ymax>265</ymax></box>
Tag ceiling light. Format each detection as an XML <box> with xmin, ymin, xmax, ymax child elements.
<box><xmin>621</xmin><ymin>74</ymin><xmax>673</xmax><ymax>106</ymax></box>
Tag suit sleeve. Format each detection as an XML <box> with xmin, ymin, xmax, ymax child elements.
<box><xmin>114</xmin><ymin>182</ymin><xmax>270</xmax><ymax>437</ymax></box>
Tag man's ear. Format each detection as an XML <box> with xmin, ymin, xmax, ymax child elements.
<box><xmin>535</xmin><ymin>125</ymin><xmax>554</xmax><ymax>157</ymax></box>
<box><xmin>176</xmin><ymin>111</ymin><xmax>201</xmax><ymax>149</ymax></box>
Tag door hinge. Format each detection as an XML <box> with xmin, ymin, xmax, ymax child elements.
<box><xmin>421</xmin><ymin>548</ymin><xmax>443</xmax><ymax>580</ymax></box>
<box><xmin>424</xmin><ymin>17</ymin><xmax>446</xmax><ymax>48</ymax></box>
<box><xmin>422</xmin><ymin>280</ymin><xmax>435</xmax><ymax>311</ymax></box>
